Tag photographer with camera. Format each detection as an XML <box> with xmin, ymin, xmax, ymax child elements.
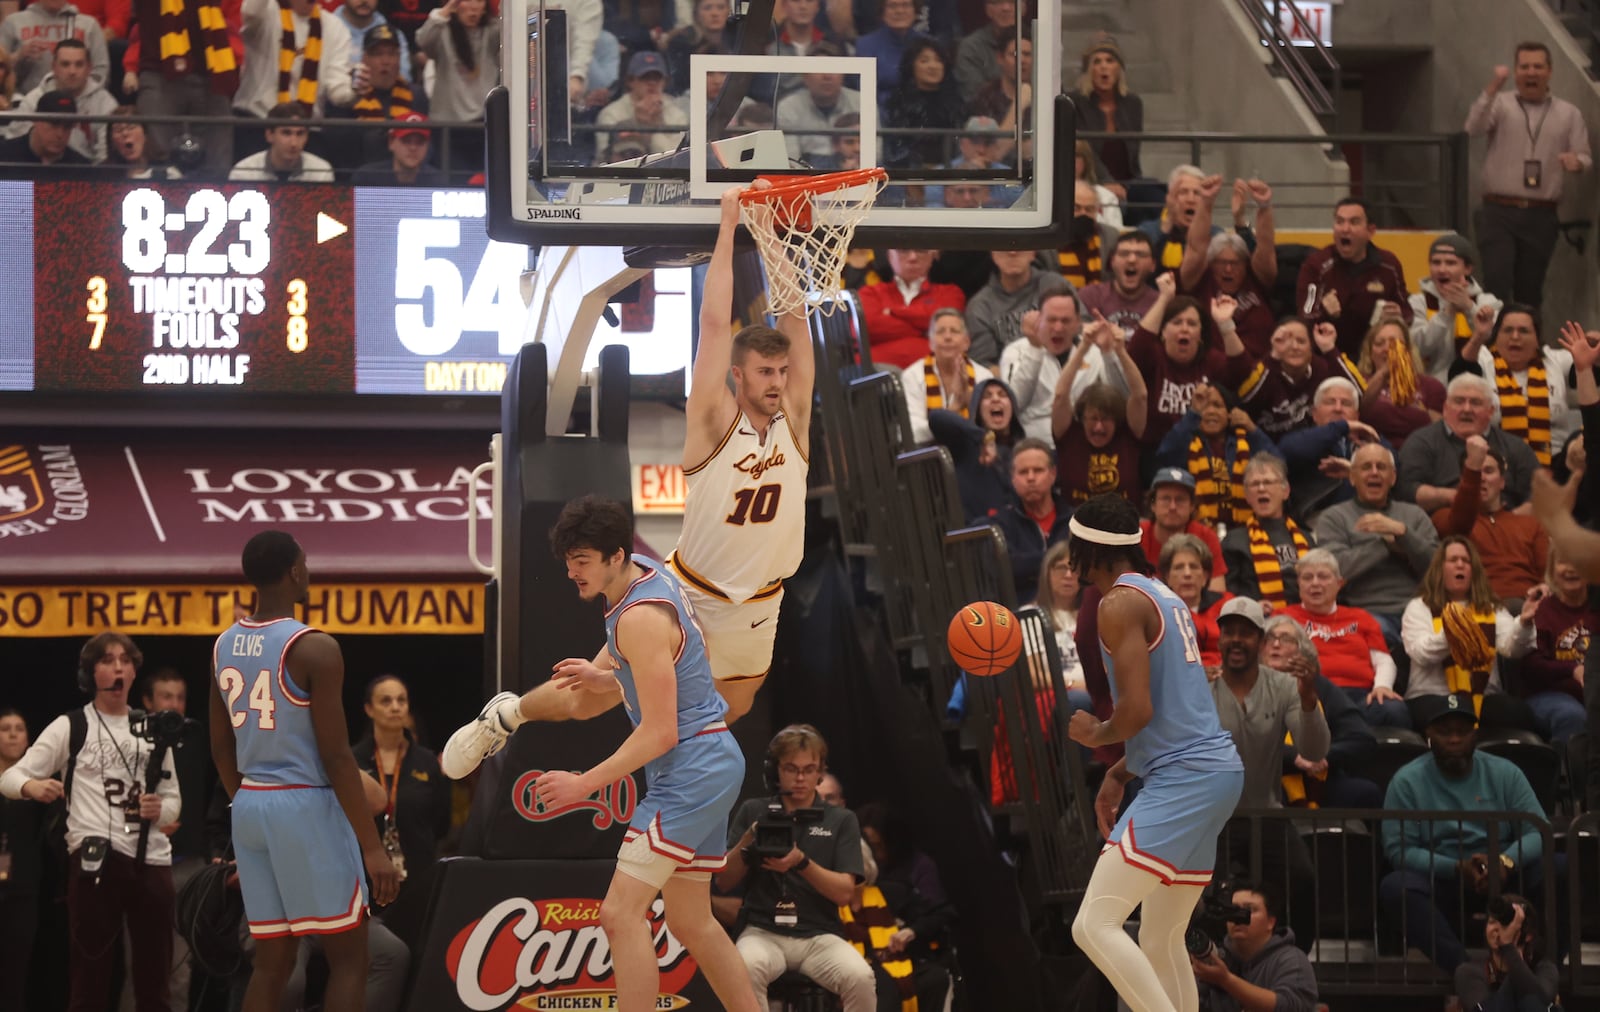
<box><xmin>0</xmin><ymin>632</ymin><xmax>182</xmax><ymax>1012</ymax></box>
<box><xmin>1189</xmin><ymin>882</ymin><xmax>1319</xmax><ymax>1012</ymax></box>
<box><xmin>717</xmin><ymin>725</ymin><xmax>877</xmax><ymax>1012</ymax></box>
<box><xmin>1455</xmin><ymin>893</ymin><xmax>1559</xmax><ymax>1012</ymax></box>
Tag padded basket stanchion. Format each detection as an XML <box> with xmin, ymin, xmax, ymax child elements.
<box><xmin>737</xmin><ymin>167</ymin><xmax>888</xmax><ymax>317</ymax></box>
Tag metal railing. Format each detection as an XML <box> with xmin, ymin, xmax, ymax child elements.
<box><xmin>0</xmin><ymin>108</ymin><xmax>1469</xmax><ymax>229</ymax></box>
<box><xmin>0</xmin><ymin>110</ymin><xmax>487</xmax><ymax>179</ymax></box>
<box><xmin>1213</xmin><ymin>807</ymin><xmax>1594</xmax><ymax>999</ymax></box>
<box><xmin>1235</xmin><ymin>0</ymin><xmax>1342</xmax><ymax>121</ymax></box>
<box><xmin>1081</xmin><ymin>129</ymin><xmax>1472</xmax><ymax>230</ymax></box>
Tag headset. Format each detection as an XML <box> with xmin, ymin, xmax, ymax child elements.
<box><xmin>764</xmin><ymin>724</ymin><xmax>826</xmax><ymax>794</ymax></box>
<box><xmin>77</xmin><ymin>634</ymin><xmax>135</xmax><ymax>696</ymax></box>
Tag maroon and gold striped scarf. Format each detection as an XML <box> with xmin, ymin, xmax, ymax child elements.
<box><xmin>278</xmin><ymin>1</ymin><xmax>322</xmax><ymax>112</ymax></box>
<box><xmin>1187</xmin><ymin>428</ymin><xmax>1252</xmax><ymax>527</ymax></box>
<box><xmin>922</xmin><ymin>355</ymin><xmax>974</xmax><ymax>415</ymax></box>
<box><xmin>158</xmin><ymin>0</ymin><xmax>238</xmax><ymax>95</ymax></box>
<box><xmin>1493</xmin><ymin>354</ymin><xmax>1552</xmax><ymax>467</ymax></box>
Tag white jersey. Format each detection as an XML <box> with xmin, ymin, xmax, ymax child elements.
<box><xmin>0</xmin><ymin>704</ymin><xmax>180</xmax><ymax>863</ymax></box>
<box><xmin>672</xmin><ymin>408</ymin><xmax>809</xmax><ymax>604</ymax></box>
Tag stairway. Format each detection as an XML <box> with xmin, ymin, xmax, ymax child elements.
<box><xmin>1061</xmin><ymin>0</ymin><xmax>1192</xmax><ymax>186</ymax></box>
<box><xmin>1544</xmin><ymin>0</ymin><xmax>1600</xmax><ymax>78</ymax></box>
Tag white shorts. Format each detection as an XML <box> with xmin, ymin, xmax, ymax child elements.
<box><xmin>682</xmin><ymin>584</ymin><xmax>783</xmax><ymax>683</ymax></box>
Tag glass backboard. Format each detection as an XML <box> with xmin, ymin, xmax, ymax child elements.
<box><xmin>485</xmin><ymin>0</ymin><xmax>1068</xmax><ymax>251</ymax></box>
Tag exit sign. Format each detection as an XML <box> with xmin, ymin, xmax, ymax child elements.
<box><xmin>633</xmin><ymin>463</ymin><xmax>686</xmax><ymax>514</ymax></box>
<box><xmin>1278</xmin><ymin>1</ymin><xmax>1333</xmax><ymax>47</ymax></box>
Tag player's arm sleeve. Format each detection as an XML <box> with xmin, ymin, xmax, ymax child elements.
<box><xmin>0</xmin><ymin>714</ymin><xmax>72</xmax><ymax>798</ymax></box>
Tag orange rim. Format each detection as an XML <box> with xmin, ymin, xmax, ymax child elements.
<box><xmin>736</xmin><ymin>167</ymin><xmax>889</xmax><ymax>205</ymax></box>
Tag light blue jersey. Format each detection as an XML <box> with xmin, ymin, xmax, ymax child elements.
<box><xmin>602</xmin><ymin>557</ymin><xmax>742</xmax><ymax>881</ymax></box>
<box><xmin>213</xmin><ymin>617</ymin><xmax>329</xmax><ymax>787</ymax></box>
<box><xmin>603</xmin><ymin>557</ymin><xmax>728</xmax><ymax>756</ymax></box>
<box><xmin>1099</xmin><ymin>574</ymin><xmax>1241</xmax><ymax>779</ymax></box>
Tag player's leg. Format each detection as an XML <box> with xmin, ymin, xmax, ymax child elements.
<box><xmin>317</xmin><ymin>918</ymin><xmax>373</xmax><ymax>1012</ymax></box>
<box><xmin>1070</xmin><ymin>847</ymin><xmax>1176</xmax><ymax>1012</ymax></box>
<box><xmin>661</xmin><ymin>873</ymin><xmax>761</xmax><ymax>1012</ymax></box>
<box><xmin>698</xmin><ymin>588</ymin><xmax>781</xmax><ymax>724</ymax></box>
<box><xmin>240</xmin><ymin>936</ymin><xmax>301</xmax><ymax>1012</ymax></box>
<box><xmin>1139</xmin><ymin>881</ymin><xmax>1207</xmax><ymax>1012</ymax></box>
<box><xmin>441</xmin><ymin>655</ymin><xmax>624</xmax><ymax>778</ymax></box>
<box><xmin>598</xmin><ymin>854</ymin><xmax>669</xmax><ymax>1012</ymax></box>
<box><xmin>715</xmin><ymin>675</ymin><xmax>767</xmax><ymax>724</ymax></box>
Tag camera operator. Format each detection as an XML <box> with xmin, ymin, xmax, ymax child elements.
<box><xmin>717</xmin><ymin>725</ymin><xmax>877</xmax><ymax>1012</ymax></box>
<box><xmin>0</xmin><ymin>632</ymin><xmax>181</xmax><ymax>1012</ymax></box>
<box><xmin>1190</xmin><ymin>882</ymin><xmax>1319</xmax><ymax>1012</ymax></box>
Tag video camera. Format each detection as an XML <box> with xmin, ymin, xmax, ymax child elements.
<box><xmin>1184</xmin><ymin>883</ymin><xmax>1252</xmax><ymax>960</ymax></box>
<box><xmin>748</xmin><ymin>801</ymin><xmax>826</xmax><ymax>861</ymax></box>
<box><xmin>129</xmin><ymin>708</ymin><xmax>192</xmax><ymax>750</ymax></box>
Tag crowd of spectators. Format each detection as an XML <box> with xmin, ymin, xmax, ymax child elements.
<box><xmin>0</xmin><ymin>0</ymin><xmax>1055</xmax><ymax>185</ymax></box>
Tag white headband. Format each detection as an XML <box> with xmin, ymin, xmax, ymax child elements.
<box><xmin>1069</xmin><ymin>515</ymin><xmax>1143</xmax><ymax>546</ymax></box>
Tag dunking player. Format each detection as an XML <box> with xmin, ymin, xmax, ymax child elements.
<box><xmin>442</xmin><ymin>183</ymin><xmax>810</xmax><ymax>737</ymax></box>
<box><xmin>210</xmin><ymin>531</ymin><xmax>399</xmax><ymax>1012</ymax></box>
<box><xmin>667</xmin><ymin>183</ymin><xmax>813</xmax><ymax>722</ymax></box>
<box><xmin>1064</xmin><ymin>495</ymin><xmax>1244</xmax><ymax>1012</ymax></box>
<box><xmin>442</xmin><ymin>496</ymin><xmax>760</xmax><ymax>1012</ymax></box>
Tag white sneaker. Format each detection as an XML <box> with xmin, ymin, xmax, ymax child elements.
<box><xmin>441</xmin><ymin>691</ymin><xmax>521</xmax><ymax>779</ymax></box>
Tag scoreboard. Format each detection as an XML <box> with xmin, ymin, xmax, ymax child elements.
<box><xmin>0</xmin><ymin>181</ymin><xmax>691</xmax><ymax>397</ymax></box>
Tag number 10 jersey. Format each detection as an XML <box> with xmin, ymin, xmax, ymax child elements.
<box><xmin>213</xmin><ymin>617</ymin><xmax>330</xmax><ymax>787</ymax></box>
<box><xmin>674</xmin><ymin>409</ymin><xmax>809</xmax><ymax>605</ymax></box>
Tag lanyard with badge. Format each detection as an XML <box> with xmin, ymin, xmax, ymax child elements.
<box><xmin>95</xmin><ymin>709</ymin><xmax>145</xmax><ymax>832</ymax></box>
<box><xmin>1519</xmin><ymin>97</ymin><xmax>1552</xmax><ymax>189</ymax></box>
<box><xmin>375</xmin><ymin>743</ymin><xmax>409</xmax><ymax>882</ymax></box>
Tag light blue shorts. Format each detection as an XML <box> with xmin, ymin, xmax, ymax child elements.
<box><xmin>233</xmin><ymin>783</ymin><xmax>368</xmax><ymax>938</ymax></box>
<box><xmin>621</xmin><ymin>724</ymin><xmax>744</xmax><ymax>883</ymax></box>
<box><xmin>1106</xmin><ymin>764</ymin><xmax>1243</xmax><ymax>885</ymax></box>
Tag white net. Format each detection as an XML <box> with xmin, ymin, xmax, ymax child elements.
<box><xmin>738</xmin><ymin>170</ymin><xmax>888</xmax><ymax>318</ymax></box>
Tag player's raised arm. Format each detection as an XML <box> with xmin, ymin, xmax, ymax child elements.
<box><xmin>686</xmin><ymin>187</ymin><xmax>745</xmax><ymax>453</ymax></box>
<box><xmin>534</xmin><ymin>604</ymin><xmax>681</xmax><ymax>810</ymax></box>
<box><xmin>297</xmin><ymin>631</ymin><xmax>400</xmax><ymax>906</ymax></box>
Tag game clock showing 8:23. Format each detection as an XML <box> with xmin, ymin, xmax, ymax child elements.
<box><xmin>32</xmin><ymin>182</ymin><xmax>356</xmax><ymax>393</ymax></box>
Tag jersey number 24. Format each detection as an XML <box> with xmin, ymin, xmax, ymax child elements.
<box><xmin>217</xmin><ymin>667</ymin><xmax>279</xmax><ymax>730</ymax></box>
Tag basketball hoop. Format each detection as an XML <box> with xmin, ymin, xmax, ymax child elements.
<box><xmin>737</xmin><ymin>168</ymin><xmax>889</xmax><ymax>318</ymax></box>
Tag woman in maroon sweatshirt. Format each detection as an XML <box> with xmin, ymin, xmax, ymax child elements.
<box><xmin>1128</xmin><ymin>271</ymin><xmax>1251</xmax><ymax>453</ymax></box>
<box><xmin>1521</xmin><ymin>554</ymin><xmax>1598</xmax><ymax>744</ymax></box>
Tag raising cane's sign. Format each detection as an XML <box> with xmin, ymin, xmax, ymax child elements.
<box><xmin>447</xmin><ymin>896</ymin><xmax>699</xmax><ymax>1010</ymax></box>
<box><xmin>408</xmin><ymin>858</ymin><xmax>717</xmax><ymax>1012</ymax></box>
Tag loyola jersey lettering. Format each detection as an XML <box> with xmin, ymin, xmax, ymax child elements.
<box><xmin>676</xmin><ymin>410</ymin><xmax>809</xmax><ymax>603</ymax></box>
<box><xmin>213</xmin><ymin>617</ymin><xmax>330</xmax><ymax>786</ymax></box>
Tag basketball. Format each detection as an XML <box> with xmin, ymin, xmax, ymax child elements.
<box><xmin>947</xmin><ymin>602</ymin><xmax>1023</xmax><ymax>677</ymax></box>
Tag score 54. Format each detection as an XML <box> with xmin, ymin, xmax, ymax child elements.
<box><xmin>393</xmin><ymin>219</ymin><xmax>530</xmax><ymax>357</ymax></box>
